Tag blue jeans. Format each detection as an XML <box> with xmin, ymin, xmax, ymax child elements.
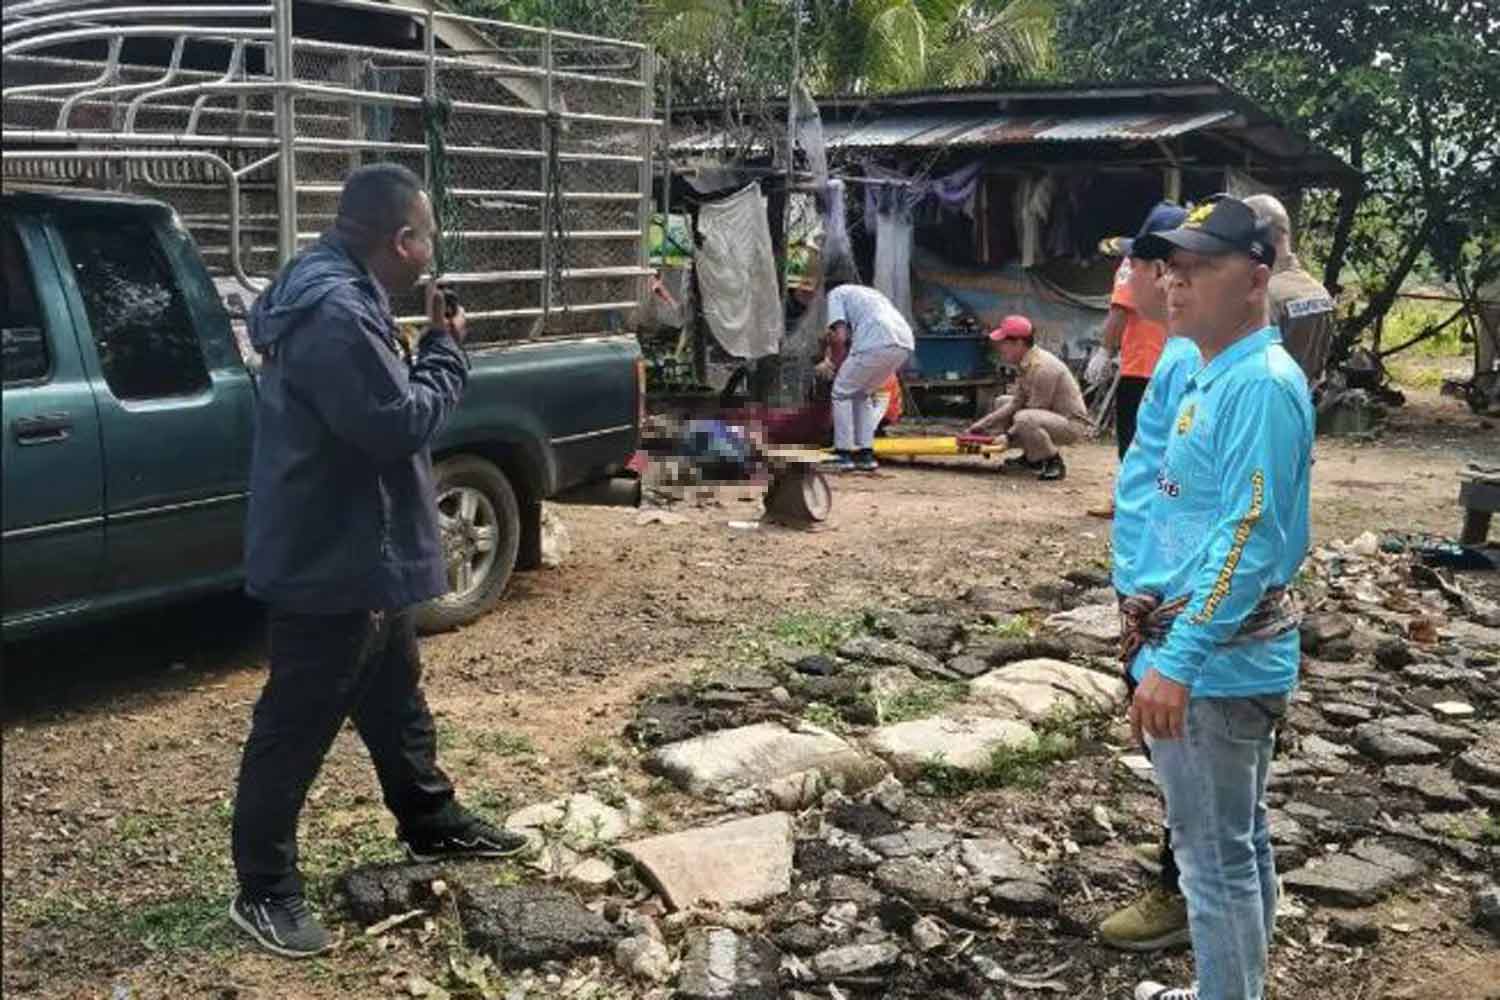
<box><xmin>1149</xmin><ymin>694</ymin><xmax>1288</xmax><ymax>1000</ymax></box>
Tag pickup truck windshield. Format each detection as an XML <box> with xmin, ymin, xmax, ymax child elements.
<box><xmin>59</xmin><ymin>220</ymin><xmax>211</xmax><ymax>401</ymax></box>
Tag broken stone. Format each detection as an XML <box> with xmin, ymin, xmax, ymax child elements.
<box><xmin>985</xmin><ymin>879</ymin><xmax>1054</xmax><ymax>917</ymax></box>
<box><xmin>1474</xmin><ymin>883</ymin><xmax>1500</xmax><ymax>938</ymax></box>
<box><xmin>1402</xmin><ymin>662</ymin><xmax>1481</xmax><ymax>686</ymax></box>
<box><xmin>1119</xmin><ymin>753</ymin><xmax>1154</xmax><ymax>781</ymax></box>
<box><xmin>794</xmin><ymin>655</ymin><xmax>839</xmax><ymax>677</ymax></box>
<box><xmin>968</xmin><ymin>677</ymin><xmax>1080</xmax><ymax>722</ymax></box>
<box><xmin>1374</xmin><ymin>638</ymin><xmax>1415</xmax><ymax>671</ymax></box>
<box><xmin>1300</xmin><ymin>733</ymin><xmax>1357</xmax><ymax>758</ymax></box>
<box><xmin>711</xmin><ymin>668</ymin><xmax>781</xmax><ymax>692</ymax></box>
<box><xmin>866</xmin><ymin>775</ymin><xmax>907</xmax><ymax>815</ymax></box>
<box><xmin>875</xmin><ymin>858</ymin><xmax>968</xmax><ymax>910</ymax></box>
<box><xmin>1382</xmin><ymin>765</ymin><xmax>1473</xmax><ymax>811</ymax></box>
<box><xmin>1432</xmin><ymin>701</ymin><xmax>1477</xmax><ymax>719</ymax></box>
<box><xmin>866</xmin><ymin>826</ymin><xmax>957</xmax><ymax>859</ymax></box>
<box><xmin>1381</xmin><ymin>715</ymin><xmax>1476</xmax><ymax>752</ymax></box>
<box><xmin>962</xmin><ymin>585</ymin><xmax>1014</xmax><ymax>613</ymax></box>
<box><xmin>962</xmin><ymin>635</ymin><xmax>1072</xmax><ymax>666</ymax></box>
<box><xmin>869</xmin><ymin>611</ymin><xmax>964</xmax><ymax>655</ymax></box>
<box><xmin>1319</xmin><ymin>702</ymin><xmax>1374</xmax><ymax>726</ymax></box>
<box><xmin>1328</xmin><ymin>915</ymin><xmax>1382</xmax><ymax>947</ymax></box>
<box><xmin>1282</xmin><ymin>841</ymin><xmax>1425</xmax><ymax>907</ymax></box>
<box><xmin>811</xmin><ymin>941</ymin><xmax>902</xmax><ymax>980</ymax></box>
<box><xmin>1042</xmin><ymin>603</ymin><xmax>1120</xmax><ymax>655</ymax></box>
<box><xmin>944</xmin><ymin>655</ymin><xmax>995</xmax><ymax>679</ymax></box>
<box><xmin>866</xmin><ymin>715</ymin><xmax>1037</xmax><ymax>779</ymax></box>
<box><xmin>1300</xmin><ymin>612</ymin><xmax>1352</xmax><ymax>653</ymax></box>
<box><xmin>909</xmin><ymin>916</ymin><xmax>947</xmax><ymax>952</ymax></box>
<box><xmin>818</xmin><ymin>874</ymin><xmax>883</xmax><ymax>907</ymax></box>
<box><xmin>838</xmin><ymin>637</ymin><xmax>949</xmax><ymax>678</ymax></box>
<box><xmin>459</xmin><ymin>884</ymin><xmax>620</xmax><ymax>968</ymax></box>
<box><xmin>339</xmin><ymin>863</ymin><xmax>443</xmax><ymax>925</ymax></box>
<box><xmin>644</xmin><ymin>722</ymin><xmax>885</xmax><ymax>799</ymax></box>
<box><xmin>615</xmin><ymin>934</ymin><xmax>673</xmax><ymax>983</ymax></box>
<box><xmin>565</xmin><ymin>857</ymin><xmax>618</xmax><ymax>893</ymax></box>
<box><xmin>676</xmin><ymin>928</ymin><xmax>780</xmax><ymax>1000</ymax></box>
<box><xmin>827</xmin><ymin>801</ymin><xmax>902</xmax><ymax>839</ymax></box>
<box><xmin>773</xmin><ymin>922</ymin><xmax>826</xmax><ymax>956</ymax></box>
<box><xmin>505</xmin><ymin>793</ymin><xmax>644</xmax><ymax>848</ymax></box>
<box><xmin>621</xmin><ymin>812</ymin><xmax>793</xmax><ymax>911</ymax></box>
<box><xmin>1353</xmin><ymin>723</ymin><xmax>1444</xmax><ymax>764</ymax></box>
<box><xmin>1455</xmin><ymin>745</ymin><xmax>1500</xmax><ymax>787</ymax></box>
<box><xmin>959</xmin><ymin>839</ymin><xmax>1040</xmax><ymax>885</ymax></box>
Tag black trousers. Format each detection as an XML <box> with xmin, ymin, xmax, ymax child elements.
<box><xmin>231</xmin><ymin>608</ymin><xmax>455</xmax><ymax>897</ymax></box>
<box><xmin>1115</xmin><ymin>375</ymin><xmax>1151</xmax><ymax>460</ymax></box>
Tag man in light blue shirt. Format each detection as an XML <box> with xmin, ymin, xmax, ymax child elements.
<box><xmin>1124</xmin><ymin>196</ymin><xmax>1314</xmax><ymax>1000</ymax></box>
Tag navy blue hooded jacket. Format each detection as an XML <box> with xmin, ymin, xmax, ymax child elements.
<box><xmin>245</xmin><ymin>234</ymin><xmax>468</xmax><ymax>613</ymax></box>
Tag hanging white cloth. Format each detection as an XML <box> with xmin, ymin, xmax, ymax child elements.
<box><xmin>695</xmin><ymin>182</ymin><xmax>783</xmax><ymax>360</ymax></box>
<box><xmin>873</xmin><ymin>204</ymin><xmax>914</xmax><ymax>323</ymax></box>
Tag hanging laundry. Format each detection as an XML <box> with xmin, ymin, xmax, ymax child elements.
<box><xmin>695</xmin><ymin>182</ymin><xmax>782</xmax><ymax>360</ymax></box>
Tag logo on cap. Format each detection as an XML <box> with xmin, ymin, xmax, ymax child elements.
<box><xmin>1185</xmin><ymin>203</ymin><xmax>1215</xmax><ymax>229</ymax></box>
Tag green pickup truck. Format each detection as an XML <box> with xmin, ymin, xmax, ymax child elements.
<box><xmin>1</xmin><ymin>186</ymin><xmax>643</xmax><ymax>639</ymax></box>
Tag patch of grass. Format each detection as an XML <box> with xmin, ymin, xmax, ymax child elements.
<box><xmin>470</xmin><ymin>787</ymin><xmax>513</xmax><ymax>816</ymax></box>
<box><xmin>117</xmin><ymin>813</ymin><xmax>161</xmax><ymax>843</ymax></box>
<box><xmin>125</xmin><ymin>895</ymin><xmax>236</xmax><ymax>954</ymax></box>
<box><xmin>978</xmin><ymin>615</ymin><xmax>1033</xmax><ymax>639</ymax></box>
<box><xmin>766</xmin><ymin>611</ymin><xmax>861</xmax><ymax>654</ymax></box>
<box><xmin>801</xmin><ymin>701</ymin><xmax>850</xmax><ymax>734</ymax></box>
<box><xmin>580</xmin><ymin>738</ymin><xmax>624</xmax><ymax>768</ymax></box>
<box><xmin>877</xmin><ymin>681</ymin><xmax>967</xmax><ymax>725</ymax></box>
<box><xmin>1386</xmin><ymin>360</ymin><xmax>1447</xmax><ymax>390</ymax></box>
<box><xmin>436</xmin><ymin>721</ymin><xmax>461</xmax><ymax>751</ymax></box>
<box><xmin>918</xmin><ymin>729</ymin><xmax>1079</xmax><ymax>796</ymax></box>
<box><xmin>1478</xmin><ymin>815</ymin><xmax>1500</xmax><ymax>846</ymax></box>
<box><xmin>1382</xmin><ymin>297</ymin><xmax>1468</xmax><ymax>358</ymax></box>
<box><xmin>471</xmin><ymin>729</ymin><xmax>538</xmax><ymax>758</ymax></box>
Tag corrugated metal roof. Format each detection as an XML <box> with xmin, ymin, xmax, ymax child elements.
<box><xmin>677</xmin><ymin>109</ymin><xmax>1237</xmax><ymax>152</ymax></box>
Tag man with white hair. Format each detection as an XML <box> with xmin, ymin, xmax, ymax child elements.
<box><xmin>1243</xmin><ymin>194</ymin><xmax>1337</xmax><ymax>386</ymax></box>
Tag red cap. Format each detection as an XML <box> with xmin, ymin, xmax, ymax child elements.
<box><xmin>988</xmin><ymin>315</ymin><xmax>1033</xmax><ymax>342</ymax></box>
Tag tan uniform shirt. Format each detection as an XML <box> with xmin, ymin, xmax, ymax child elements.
<box><xmin>1268</xmin><ymin>254</ymin><xmax>1336</xmax><ymax>383</ymax></box>
<box><xmin>997</xmin><ymin>346</ymin><xmax>1090</xmax><ymax>424</ymax></box>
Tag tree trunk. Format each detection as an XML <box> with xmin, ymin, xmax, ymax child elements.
<box><xmin>1322</xmin><ymin>132</ymin><xmax>1362</xmax><ymax>296</ymax></box>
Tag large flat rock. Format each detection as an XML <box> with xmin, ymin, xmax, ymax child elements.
<box><xmin>1353</xmin><ymin>723</ymin><xmax>1444</xmax><ymax>764</ymax></box>
<box><xmin>620</xmin><ymin>812</ymin><xmax>793</xmax><ymax>911</ymax></box>
<box><xmin>971</xmin><ymin>658</ymin><xmax>1127</xmax><ymax>721</ymax></box>
<box><xmin>837</xmin><ymin>636</ymin><xmax>952</xmax><ymax>678</ymax></box>
<box><xmin>1043</xmin><ymin>603</ymin><xmax>1120</xmax><ymax>654</ymax></box>
<box><xmin>505</xmin><ymin>792</ymin><xmax>644</xmax><ymax>845</ymax></box>
<box><xmin>865</xmin><ymin>715</ymin><xmax>1037</xmax><ymax>779</ymax></box>
<box><xmin>1282</xmin><ymin>841</ymin><xmax>1425</xmax><ymax>907</ymax></box>
<box><xmin>1456</xmin><ymin>744</ymin><xmax>1500</xmax><ymax>787</ymax></box>
<box><xmin>644</xmin><ymin>722</ymin><xmax>885</xmax><ymax>798</ymax></box>
<box><xmin>676</xmin><ymin>928</ymin><xmax>781</xmax><ymax>1000</ymax></box>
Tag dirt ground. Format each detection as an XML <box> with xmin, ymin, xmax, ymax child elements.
<box><xmin>3</xmin><ymin>385</ymin><xmax>1496</xmax><ymax>1000</ymax></box>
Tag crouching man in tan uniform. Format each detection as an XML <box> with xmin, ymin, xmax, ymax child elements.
<box><xmin>967</xmin><ymin>314</ymin><xmax>1091</xmax><ymax>481</ymax></box>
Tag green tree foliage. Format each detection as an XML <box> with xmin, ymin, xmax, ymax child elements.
<box><xmin>1057</xmin><ymin>0</ymin><xmax>1500</xmax><ymax>355</ymax></box>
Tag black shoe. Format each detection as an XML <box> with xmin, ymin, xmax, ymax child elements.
<box><xmin>854</xmin><ymin>449</ymin><xmax>879</xmax><ymax>472</ymax></box>
<box><xmin>826</xmin><ymin>449</ymin><xmax>857</xmax><ymax>472</ymax></box>
<box><xmin>400</xmin><ymin>806</ymin><xmax>531</xmax><ymax>862</ymax></box>
<box><xmin>230</xmin><ymin>891</ymin><xmax>330</xmax><ymax>959</ymax></box>
<box><xmin>1038</xmin><ymin>455</ymin><xmax>1067</xmax><ymax>481</ymax></box>
<box><xmin>1001</xmin><ymin>453</ymin><xmax>1041</xmax><ymax>472</ymax></box>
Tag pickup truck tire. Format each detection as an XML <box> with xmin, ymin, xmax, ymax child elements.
<box><xmin>416</xmin><ymin>456</ymin><xmax>521</xmax><ymax>635</ymax></box>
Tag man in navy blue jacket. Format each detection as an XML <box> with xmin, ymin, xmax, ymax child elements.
<box><xmin>230</xmin><ymin>163</ymin><xmax>526</xmax><ymax>959</ymax></box>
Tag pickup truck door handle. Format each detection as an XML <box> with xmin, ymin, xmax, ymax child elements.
<box><xmin>12</xmin><ymin>412</ymin><xmax>72</xmax><ymax>445</ymax></box>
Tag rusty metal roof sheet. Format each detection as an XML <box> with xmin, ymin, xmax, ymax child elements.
<box><xmin>677</xmin><ymin>109</ymin><xmax>1237</xmax><ymax>152</ymax></box>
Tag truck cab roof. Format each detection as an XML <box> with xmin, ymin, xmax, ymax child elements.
<box><xmin>2</xmin><ymin>184</ymin><xmax>174</xmax><ymax>217</ymax></box>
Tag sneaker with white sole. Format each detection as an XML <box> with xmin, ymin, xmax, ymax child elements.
<box><xmin>1134</xmin><ymin>982</ymin><xmax>1197</xmax><ymax>1000</ymax></box>
<box><xmin>230</xmin><ymin>891</ymin><xmax>330</xmax><ymax>959</ymax></box>
<box><xmin>400</xmin><ymin>806</ymin><xmax>530</xmax><ymax>863</ymax></box>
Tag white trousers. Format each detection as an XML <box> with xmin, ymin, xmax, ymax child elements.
<box><xmin>832</xmin><ymin>343</ymin><xmax>910</xmax><ymax>451</ymax></box>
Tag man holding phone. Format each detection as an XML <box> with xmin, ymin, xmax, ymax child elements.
<box><xmin>229</xmin><ymin>163</ymin><xmax>526</xmax><ymax>959</ymax></box>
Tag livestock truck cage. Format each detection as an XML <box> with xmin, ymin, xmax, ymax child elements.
<box><xmin>2</xmin><ymin>0</ymin><xmax>657</xmax><ymax>341</ymax></box>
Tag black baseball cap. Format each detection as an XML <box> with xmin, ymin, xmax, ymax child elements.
<box><xmin>1132</xmin><ymin>195</ymin><xmax>1276</xmax><ymax>268</ymax></box>
<box><xmin>1098</xmin><ymin>201</ymin><xmax>1188</xmax><ymax>258</ymax></box>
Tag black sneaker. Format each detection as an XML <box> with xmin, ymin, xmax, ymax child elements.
<box><xmin>854</xmin><ymin>449</ymin><xmax>879</xmax><ymax>472</ymax></box>
<box><xmin>1001</xmin><ymin>453</ymin><xmax>1040</xmax><ymax>472</ymax></box>
<box><xmin>230</xmin><ymin>891</ymin><xmax>330</xmax><ymax>959</ymax></box>
<box><xmin>401</xmin><ymin>807</ymin><xmax>531</xmax><ymax>863</ymax></box>
<box><xmin>1038</xmin><ymin>455</ymin><xmax>1067</xmax><ymax>481</ymax></box>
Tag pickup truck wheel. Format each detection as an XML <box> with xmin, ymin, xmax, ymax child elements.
<box><xmin>416</xmin><ymin>456</ymin><xmax>521</xmax><ymax>634</ymax></box>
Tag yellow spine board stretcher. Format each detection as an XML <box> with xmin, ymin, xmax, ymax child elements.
<box><xmin>867</xmin><ymin>435</ymin><xmax>1010</xmax><ymax>458</ymax></box>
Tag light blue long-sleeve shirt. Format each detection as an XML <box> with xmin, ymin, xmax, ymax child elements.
<box><xmin>1129</xmin><ymin>326</ymin><xmax>1313</xmax><ymax>697</ymax></box>
<box><xmin>1112</xmin><ymin>336</ymin><xmax>1203</xmax><ymax>595</ymax></box>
